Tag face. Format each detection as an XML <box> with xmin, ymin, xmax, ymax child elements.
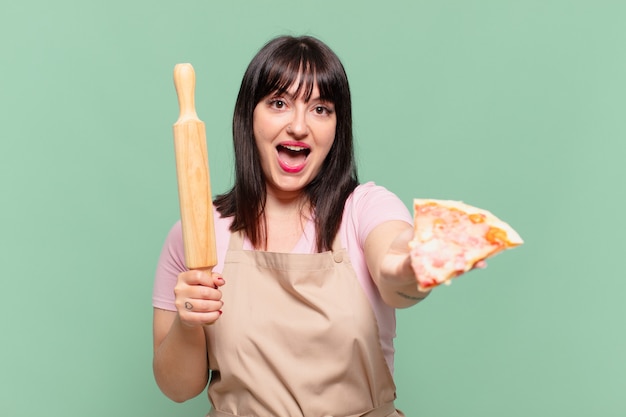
<box><xmin>253</xmin><ymin>82</ymin><xmax>336</xmax><ymax>198</ymax></box>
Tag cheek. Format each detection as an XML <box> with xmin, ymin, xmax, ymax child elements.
<box><xmin>253</xmin><ymin>124</ymin><xmax>269</xmax><ymax>149</ymax></box>
<box><xmin>253</xmin><ymin>117</ymin><xmax>278</xmax><ymax>143</ymax></box>
<box><xmin>252</xmin><ymin>107</ymin><xmax>267</xmax><ymax>139</ymax></box>
<box><xmin>318</xmin><ymin>133</ymin><xmax>336</xmax><ymax>163</ymax></box>
<box><xmin>322</xmin><ymin>123</ymin><xmax>337</xmax><ymax>147</ymax></box>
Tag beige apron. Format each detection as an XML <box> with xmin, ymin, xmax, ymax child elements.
<box><xmin>204</xmin><ymin>231</ymin><xmax>404</xmax><ymax>417</ymax></box>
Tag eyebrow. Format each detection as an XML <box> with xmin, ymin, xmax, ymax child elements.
<box><xmin>272</xmin><ymin>90</ymin><xmax>330</xmax><ymax>104</ymax></box>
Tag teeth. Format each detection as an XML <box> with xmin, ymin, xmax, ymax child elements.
<box><xmin>283</xmin><ymin>145</ymin><xmax>307</xmax><ymax>152</ymax></box>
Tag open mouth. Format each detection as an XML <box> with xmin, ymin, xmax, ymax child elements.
<box><xmin>276</xmin><ymin>144</ymin><xmax>310</xmax><ymax>169</ymax></box>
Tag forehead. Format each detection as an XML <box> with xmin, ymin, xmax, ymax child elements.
<box><xmin>281</xmin><ymin>77</ymin><xmax>321</xmax><ymax>100</ymax></box>
<box><xmin>261</xmin><ymin>61</ymin><xmax>335</xmax><ymax>103</ymax></box>
<box><xmin>271</xmin><ymin>67</ymin><xmax>315</xmax><ymax>98</ymax></box>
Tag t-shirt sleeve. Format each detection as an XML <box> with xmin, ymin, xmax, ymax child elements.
<box><xmin>340</xmin><ymin>182</ymin><xmax>412</xmax><ymax>375</ymax></box>
<box><xmin>349</xmin><ymin>182</ymin><xmax>413</xmax><ymax>247</ymax></box>
<box><xmin>152</xmin><ymin>221</ymin><xmax>187</xmax><ymax>311</ymax></box>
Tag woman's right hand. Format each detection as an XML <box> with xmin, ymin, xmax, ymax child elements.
<box><xmin>174</xmin><ymin>270</ymin><xmax>225</xmax><ymax>327</ymax></box>
<box><xmin>153</xmin><ymin>270</ymin><xmax>223</xmax><ymax>401</ymax></box>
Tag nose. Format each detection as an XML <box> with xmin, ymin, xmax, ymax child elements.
<box><xmin>286</xmin><ymin>108</ymin><xmax>309</xmax><ymax>138</ymax></box>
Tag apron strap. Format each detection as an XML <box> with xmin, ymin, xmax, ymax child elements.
<box><xmin>330</xmin><ymin>229</ymin><xmax>344</xmax><ymax>253</ymax></box>
<box><xmin>227</xmin><ymin>230</ymin><xmax>244</xmax><ymax>251</ymax></box>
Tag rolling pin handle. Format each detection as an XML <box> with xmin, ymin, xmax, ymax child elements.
<box><xmin>173</xmin><ymin>63</ymin><xmax>199</xmax><ymax>123</ymax></box>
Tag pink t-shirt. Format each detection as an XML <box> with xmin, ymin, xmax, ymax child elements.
<box><xmin>153</xmin><ymin>181</ymin><xmax>412</xmax><ymax>374</ymax></box>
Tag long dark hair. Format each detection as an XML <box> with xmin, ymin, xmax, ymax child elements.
<box><xmin>214</xmin><ymin>35</ymin><xmax>359</xmax><ymax>252</ymax></box>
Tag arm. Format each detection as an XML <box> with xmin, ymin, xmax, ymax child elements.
<box><xmin>365</xmin><ymin>220</ymin><xmax>430</xmax><ymax>308</ymax></box>
<box><xmin>153</xmin><ymin>270</ymin><xmax>224</xmax><ymax>402</ymax></box>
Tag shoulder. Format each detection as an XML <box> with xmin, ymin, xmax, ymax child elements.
<box><xmin>341</xmin><ymin>182</ymin><xmax>412</xmax><ymax>247</ymax></box>
<box><xmin>161</xmin><ymin>207</ymin><xmax>234</xmax><ymax>250</ymax></box>
<box><xmin>350</xmin><ymin>181</ymin><xmax>392</xmax><ymax>199</ymax></box>
<box><xmin>158</xmin><ymin>208</ymin><xmax>234</xmax><ymax>273</ymax></box>
<box><xmin>345</xmin><ymin>182</ymin><xmax>412</xmax><ymax>222</ymax></box>
<box><xmin>349</xmin><ymin>182</ymin><xmax>405</xmax><ymax>204</ymax></box>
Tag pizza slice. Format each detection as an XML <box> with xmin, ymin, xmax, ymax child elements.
<box><xmin>409</xmin><ymin>199</ymin><xmax>523</xmax><ymax>291</ymax></box>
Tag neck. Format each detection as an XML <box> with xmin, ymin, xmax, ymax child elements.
<box><xmin>260</xmin><ymin>190</ymin><xmax>312</xmax><ymax>252</ymax></box>
<box><xmin>264</xmin><ymin>188</ymin><xmax>311</xmax><ymax>219</ymax></box>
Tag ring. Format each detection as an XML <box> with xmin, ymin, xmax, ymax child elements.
<box><xmin>184</xmin><ymin>301</ymin><xmax>193</xmax><ymax>311</ymax></box>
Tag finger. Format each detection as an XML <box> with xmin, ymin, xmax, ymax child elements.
<box><xmin>179</xmin><ymin>310</ymin><xmax>223</xmax><ymax>327</ymax></box>
<box><xmin>175</xmin><ymin>285</ymin><xmax>222</xmax><ymax>311</ymax></box>
<box><xmin>200</xmin><ymin>310</ymin><xmax>223</xmax><ymax>326</ymax></box>
<box><xmin>181</xmin><ymin>298</ymin><xmax>223</xmax><ymax>313</ymax></box>
<box><xmin>181</xmin><ymin>270</ymin><xmax>213</xmax><ymax>286</ymax></box>
<box><xmin>194</xmin><ymin>284</ymin><xmax>223</xmax><ymax>301</ymax></box>
<box><xmin>211</xmin><ymin>272</ymin><xmax>226</xmax><ymax>288</ymax></box>
<box><xmin>474</xmin><ymin>260</ymin><xmax>488</xmax><ymax>269</ymax></box>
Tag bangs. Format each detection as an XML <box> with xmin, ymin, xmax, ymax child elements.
<box><xmin>257</xmin><ymin>44</ymin><xmax>339</xmax><ymax>103</ymax></box>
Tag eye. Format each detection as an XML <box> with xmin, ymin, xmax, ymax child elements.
<box><xmin>269</xmin><ymin>99</ymin><xmax>286</xmax><ymax>109</ymax></box>
<box><xmin>314</xmin><ymin>105</ymin><xmax>334</xmax><ymax>115</ymax></box>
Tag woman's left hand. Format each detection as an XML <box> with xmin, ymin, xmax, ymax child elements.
<box><xmin>365</xmin><ymin>221</ymin><xmax>430</xmax><ymax>308</ymax></box>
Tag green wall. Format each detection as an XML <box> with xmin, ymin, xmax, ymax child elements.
<box><xmin>1</xmin><ymin>1</ymin><xmax>625</xmax><ymax>415</ymax></box>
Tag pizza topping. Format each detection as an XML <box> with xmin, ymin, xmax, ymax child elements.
<box><xmin>409</xmin><ymin>199</ymin><xmax>523</xmax><ymax>291</ymax></box>
<box><xmin>486</xmin><ymin>227</ymin><xmax>508</xmax><ymax>245</ymax></box>
<box><xmin>469</xmin><ymin>213</ymin><xmax>486</xmax><ymax>224</ymax></box>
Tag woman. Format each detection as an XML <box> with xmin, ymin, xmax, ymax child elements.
<box><xmin>153</xmin><ymin>35</ymin><xmax>430</xmax><ymax>416</ymax></box>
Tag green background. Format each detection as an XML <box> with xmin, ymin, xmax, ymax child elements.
<box><xmin>1</xmin><ymin>0</ymin><xmax>624</xmax><ymax>416</ymax></box>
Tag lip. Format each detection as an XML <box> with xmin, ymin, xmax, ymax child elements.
<box><xmin>276</xmin><ymin>141</ymin><xmax>310</xmax><ymax>173</ymax></box>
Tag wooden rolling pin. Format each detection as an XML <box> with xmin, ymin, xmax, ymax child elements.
<box><xmin>172</xmin><ymin>63</ymin><xmax>217</xmax><ymax>273</ymax></box>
